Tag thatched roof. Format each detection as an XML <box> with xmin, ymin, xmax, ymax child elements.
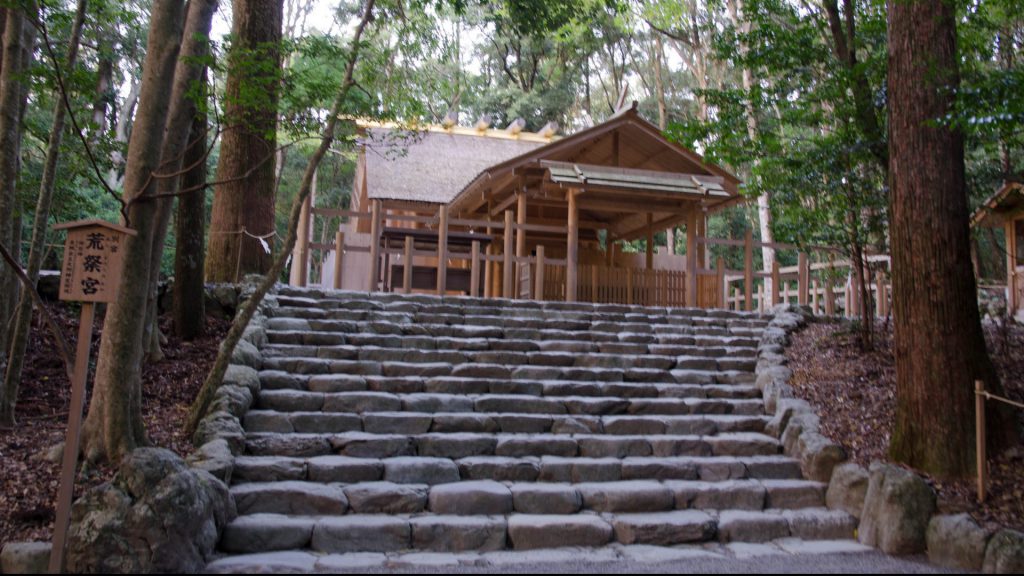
<box><xmin>362</xmin><ymin>127</ymin><xmax>547</xmax><ymax>205</ymax></box>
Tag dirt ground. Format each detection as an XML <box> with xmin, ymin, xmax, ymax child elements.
<box><xmin>0</xmin><ymin>302</ymin><xmax>228</xmax><ymax>546</ymax></box>
<box><xmin>786</xmin><ymin>319</ymin><xmax>1024</xmax><ymax>532</ymax></box>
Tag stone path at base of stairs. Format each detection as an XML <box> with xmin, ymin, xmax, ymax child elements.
<box><xmin>207</xmin><ymin>540</ymin><xmax>955</xmax><ymax>574</ymax></box>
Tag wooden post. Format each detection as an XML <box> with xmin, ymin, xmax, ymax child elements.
<box><xmin>976</xmin><ymin>380</ymin><xmax>987</xmax><ymax>502</ymax></box>
<box><xmin>1006</xmin><ymin>221</ymin><xmax>1017</xmax><ymax>313</ymax></box>
<box><xmin>591</xmin><ymin>264</ymin><xmax>599</xmax><ymax>303</ymax></box>
<box><xmin>757</xmin><ymin>283</ymin><xmax>765</xmax><ymax>312</ymax></box>
<box><xmin>49</xmin><ymin>302</ymin><xmax>95</xmax><ymax>573</ymax></box>
<box><xmin>771</xmin><ymin>260</ymin><xmax>781</xmax><ymax>306</ymax></box>
<box><xmin>825</xmin><ymin>274</ymin><xmax>835</xmax><ymax>315</ymax></box>
<box><xmin>783</xmin><ymin>282</ymin><xmax>790</xmax><ymax>305</ymax></box>
<box><xmin>534</xmin><ymin>245</ymin><xmax>546</xmax><ymax>301</ymax></box>
<box><xmin>733</xmin><ymin>286</ymin><xmax>740</xmax><ymax>311</ymax></box>
<box><xmin>516</xmin><ymin>192</ymin><xmax>527</xmax><ymax>288</ymax></box>
<box><xmin>798</xmin><ymin>252</ymin><xmax>809</xmax><ymax>305</ymax></box>
<box><xmin>646</xmin><ymin>213</ymin><xmax>654</xmax><ymax>270</ymax></box>
<box><xmin>368</xmin><ymin>199</ymin><xmax>382</xmax><ymax>292</ymax></box>
<box><xmin>503</xmin><ymin>209</ymin><xmax>514</xmax><ymax>298</ymax></box>
<box><xmin>716</xmin><ymin>257</ymin><xmax>725</xmax><ymax>309</ymax></box>
<box><xmin>744</xmin><ymin>229</ymin><xmax>754</xmax><ymax>312</ymax></box>
<box><xmin>470</xmin><ymin>240</ymin><xmax>481</xmax><ymax>297</ymax></box>
<box><xmin>403</xmin><ymin>236</ymin><xmax>414</xmax><ymax>294</ymax></box>
<box><xmin>685</xmin><ymin>209</ymin><xmax>698</xmax><ymax>307</ymax></box>
<box><xmin>626</xmin><ymin>270</ymin><xmax>633</xmax><ymax>305</ymax></box>
<box><xmin>811</xmin><ymin>279</ymin><xmax>820</xmax><ymax>315</ymax></box>
<box><xmin>333</xmin><ymin>231</ymin><xmax>345</xmax><ymax>290</ymax></box>
<box><xmin>566</xmin><ymin>190</ymin><xmax>579</xmax><ymax>302</ymax></box>
<box><xmin>290</xmin><ymin>192</ymin><xmax>312</xmax><ymax>286</ymax></box>
<box><xmin>876</xmin><ymin>269</ymin><xmax>886</xmax><ymax>318</ymax></box>
<box><xmin>483</xmin><ymin>244</ymin><xmax>493</xmax><ymax>298</ymax></box>
<box><xmin>437</xmin><ymin>205</ymin><xmax>448</xmax><ymax>295</ymax></box>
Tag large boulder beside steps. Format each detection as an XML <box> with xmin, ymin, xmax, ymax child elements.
<box><xmin>857</xmin><ymin>462</ymin><xmax>936</xmax><ymax>554</ymax></box>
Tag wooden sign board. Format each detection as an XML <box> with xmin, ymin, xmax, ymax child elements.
<box><xmin>53</xmin><ymin>220</ymin><xmax>136</xmax><ymax>303</ymax></box>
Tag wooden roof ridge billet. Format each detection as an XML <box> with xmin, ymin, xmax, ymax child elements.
<box><xmin>540</xmin><ymin>159</ymin><xmax>726</xmax><ymax>184</ymax></box>
<box><xmin>971</xmin><ymin>180</ymin><xmax>1024</xmax><ymax>228</ymax></box>
<box><xmin>355</xmin><ymin>118</ymin><xmax>562</xmax><ymax>144</ymax></box>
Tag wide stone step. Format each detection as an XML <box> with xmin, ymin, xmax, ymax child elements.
<box><xmin>233</xmin><ymin>453</ymin><xmax>802</xmax><ymax>484</ymax></box>
<box><xmin>264</xmin><ymin>315</ymin><xmax>761</xmax><ymax>348</ymax></box>
<box><xmin>219</xmin><ymin>507</ymin><xmax>852</xmax><ymax>554</ymax></box>
<box><xmin>229</xmin><ymin>477</ymin><xmax>826</xmax><ymax>516</ymax></box>
<box><xmin>241</xmin><ymin>431</ymin><xmax>780</xmax><ymax>460</ymax></box>
<box><xmin>254</xmin><ymin>390</ymin><xmax>764</xmax><ymax>417</ymax></box>
<box><xmin>243</xmin><ymin>410</ymin><xmax>769</xmax><ymax>435</ymax></box>
<box><xmin>258</xmin><ymin>372</ymin><xmax>761</xmax><ymax>400</ymax></box>
<box><xmin>264</xmin><ymin>330</ymin><xmax>761</xmax><ymax>356</ymax></box>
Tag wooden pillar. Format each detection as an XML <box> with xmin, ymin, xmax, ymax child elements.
<box><xmin>798</xmin><ymin>252</ymin><xmax>809</xmax><ymax>305</ymax></box>
<box><xmin>811</xmin><ymin>279</ymin><xmax>820</xmax><ymax>314</ymax></box>
<box><xmin>403</xmin><ymin>236</ymin><xmax>413</xmax><ymax>294</ymax></box>
<box><xmin>483</xmin><ymin>244</ymin><xmax>493</xmax><ymax>298</ymax></box>
<box><xmin>503</xmin><ymin>209</ymin><xmax>514</xmax><ymax>298</ymax></box>
<box><xmin>744</xmin><ymin>229</ymin><xmax>753</xmax><ymax>312</ymax></box>
<box><xmin>566</xmin><ymin>189</ymin><xmax>579</xmax><ymax>302</ymax></box>
<box><xmin>470</xmin><ymin>240</ymin><xmax>481</xmax><ymax>297</ymax></box>
<box><xmin>333</xmin><ymin>231</ymin><xmax>345</xmax><ymax>290</ymax></box>
<box><xmin>697</xmin><ymin>211</ymin><xmax>707</xmax><ymax>268</ymax></box>
<box><xmin>716</xmin><ymin>257</ymin><xmax>725</xmax><ymax>309</ymax></box>
<box><xmin>771</xmin><ymin>260</ymin><xmax>781</xmax><ymax>306</ymax></box>
<box><xmin>534</xmin><ymin>245</ymin><xmax>546</xmax><ymax>301</ymax></box>
<box><xmin>757</xmin><ymin>283</ymin><xmax>765</xmax><ymax>312</ymax></box>
<box><xmin>516</xmin><ymin>193</ymin><xmax>527</xmax><ymax>288</ymax></box>
<box><xmin>290</xmin><ymin>193</ymin><xmax>312</xmax><ymax>286</ymax></box>
<box><xmin>685</xmin><ymin>208</ymin><xmax>698</xmax><ymax>307</ymax></box>
<box><xmin>368</xmin><ymin>199</ymin><xmax>382</xmax><ymax>292</ymax></box>
<box><xmin>646</xmin><ymin>213</ymin><xmax>654</xmax><ymax>270</ymax></box>
<box><xmin>436</xmin><ymin>205</ymin><xmax>448</xmax><ymax>295</ymax></box>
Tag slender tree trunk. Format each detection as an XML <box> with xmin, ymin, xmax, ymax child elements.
<box><xmin>91</xmin><ymin>25</ymin><xmax>113</xmax><ymax>138</ymax></box>
<box><xmin>205</xmin><ymin>0</ymin><xmax>283</xmax><ymax>282</ymax></box>
<box><xmin>1</xmin><ymin>0</ymin><xmax>87</xmax><ymax>427</ymax></box>
<box><xmin>174</xmin><ymin>94</ymin><xmax>208</xmax><ymax>340</ymax></box>
<box><xmin>887</xmin><ymin>0</ymin><xmax>1017</xmax><ymax>478</ymax></box>
<box><xmin>0</xmin><ymin>2</ymin><xmax>36</xmax><ymax>370</ymax></box>
<box><xmin>143</xmin><ymin>0</ymin><xmax>219</xmax><ymax>362</ymax></box>
<box><xmin>106</xmin><ymin>77</ymin><xmax>140</xmax><ymax>190</ymax></box>
<box><xmin>82</xmin><ymin>0</ymin><xmax>185</xmax><ymax>463</ymax></box>
<box><xmin>188</xmin><ymin>0</ymin><xmax>376</xmax><ymax>434</ymax></box>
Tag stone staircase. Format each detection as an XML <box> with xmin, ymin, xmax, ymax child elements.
<box><xmin>212</xmin><ymin>287</ymin><xmax>857</xmax><ymax>567</ymax></box>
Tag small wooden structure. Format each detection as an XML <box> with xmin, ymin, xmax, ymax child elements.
<box><xmin>972</xmin><ymin>181</ymin><xmax>1024</xmax><ymax>320</ymax></box>
<box><xmin>291</xmin><ymin>105</ymin><xmax>890</xmax><ymax>315</ymax></box>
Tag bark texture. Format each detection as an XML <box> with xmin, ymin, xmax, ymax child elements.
<box><xmin>887</xmin><ymin>0</ymin><xmax>1017</xmax><ymax>477</ymax></box>
<box><xmin>205</xmin><ymin>0</ymin><xmax>283</xmax><ymax>282</ymax></box>
<box><xmin>174</xmin><ymin>82</ymin><xmax>209</xmax><ymax>341</ymax></box>
<box><xmin>1</xmin><ymin>0</ymin><xmax>87</xmax><ymax>426</ymax></box>
<box><xmin>82</xmin><ymin>0</ymin><xmax>185</xmax><ymax>463</ymax></box>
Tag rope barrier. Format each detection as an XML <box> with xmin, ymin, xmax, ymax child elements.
<box><xmin>976</xmin><ymin>389</ymin><xmax>1024</xmax><ymax>410</ymax></box>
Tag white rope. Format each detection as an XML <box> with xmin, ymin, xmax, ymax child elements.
<box><xmin>978</xmin><ymin>390</ymin><xmax>1024</xmax><ymax>410</ymax></box>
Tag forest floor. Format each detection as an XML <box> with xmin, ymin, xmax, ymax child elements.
<box><xmin>0</xmin><ymin>302</ymin><xmax>229</xmax><ymax>546</ymax></box>
<box><xmin>787</xmin><ymin>319</ymin><xmax>1024</xmax><ymax>532</ymax></box>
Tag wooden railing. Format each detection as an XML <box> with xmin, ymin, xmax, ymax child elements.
<box><xmin>293</xmin><ymin>201</ymin><xmax>891</xmax><ymax>316</ymax></box>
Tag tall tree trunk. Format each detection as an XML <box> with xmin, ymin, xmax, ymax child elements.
<box><xmin>188</xmin><ymin>0</ymin><xmax>376</xmax><ymax>434</ymax></box>
<box><xmin>1</xmin><ymin>0</ymin><xmax>87</xmax><ymax>427</ymax></box>
<box><xmin>887</xmin><ymin>0</ymin><xmax>1017</xmax><ymax>478</ymax></box>
<box><xmin>0</xmin><ymin>2</ymin><xmax>37</xmax><ymax>370</ymax></box>
<box><xmin>143</xmin><ymin>0</ymin><xmax>219</xmax><ymax>362</ymax></box>
<box><xmin>174</xmin><ymin>93</ymin><xmax>208</xmax><ymax>340</ymax></box>
<box><xmin>82</xmin><ymin>0</ymin><xmax>185</xmax><ymax>463</ymax></box>
<box><xmin>91</xmin><ymin>24</ymin><xmax>113</xmax><ymax>138</ymax></box>
<box><xmin>106</xmin><ymin>77</ymin><xmax>140</xmax><ymax>190</ymax></box>
<box><xmin>728</xmin><ymin>0</ymin><xmax>775</xmax><ymax>297</ymax></box>
<box><xmin>205</xmin><ymin>0</ymin><xmax>283</xmax><ymax>282</ymax></box>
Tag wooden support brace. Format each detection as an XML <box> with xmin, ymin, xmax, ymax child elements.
<box><xmin>403</xmin><ymin>236</ymin><xmax>414</xmax><ymax>294</ymax></box>
<box><xmin>503</xmin><ymin>209</ymin><xmax>514</xmax><ymax>298</ymax></box>
<box><xmin>437</xmin><ymin>205</ymin><xmax>448</xmax><ymax>295</ymax></box>
<box><xmin>798</xmin><ymin>252</ymin><xmax>809</xmax><ymax>305</ymax></box>
<box><xmin>771</xmin><ymin>260</ymin><xmax>781</xmax><ymax>306</ymax></box>
<box><xmin>333</xmin><ymin>231</ymin><xmax>345</xmax><ymax>290</ymax></box>
<box><xmin>716</xmin><ymin>257</ymin><xmax>725</xmax><ymax>309</ymax></box>
<box><xmin>516</xmin><ymin>192</ymin><xmax>527</xmax><ymax>289</ymax></box>
<box><xmin>685</xmin><ymin>209</ymin><xmax>698</xmax><ymax>307</ymax></box>
<box><xmin>534</xmin><ymin>245</ymin><xmax>546</xmax><ymax>301</ymax></box>
<box><xmin>368</xmin><ymin>199</ymin><xmax>382</xmax><ymax>292</ymax></box>
<box><xmin>566</xmin><ymin>190</ymin><xmax>579</xmax><ymax>302</ymax></box>
<box><xmin>470</xmin><ymin>240</ymin><xmax>481</xmax><ymax>297</ymax></box>
<box><xmin>744</xmin><ymin>229</ymin><xmax>754</xmax><ymax>312</ymax></box>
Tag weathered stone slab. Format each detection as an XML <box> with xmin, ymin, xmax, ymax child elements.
<box><xmin>717</xmin><ymin>510</ymin><xmax>790</xmax><ymax>542</ymax></box>
<box><xmin>410</xmin><ymin>516</ymin><xmax>507</xmax><ymax>552</ymax></box>
<box><xmin>383</xmin><ymin>456</ymin><xmax>460</xmax><ymax>485</ymax></box>
<box><xmin>576</xmin><ymin>480</ymin><xmax>673</xmax><ymax>513</ymax></box>
<box><xmin>311</xmin><ymin>516</ymin><xmax>410</xmax><ymax>553</ymax></box>
<box><xmin>507</xmin><ymin>515</ymin><xmax>612</xmax><ymax>550</ymax></box>
<box><xmin>511</xmin><ymin>483</ymin><xmax>583</xmax><ymax>514</ymax></box>
<box><xmin>612</xmin><ymin>510</ymin><xmax>716</xmax><ymax>545</ymax></box>
<box><xmin>343</xmin><ymin>482</ymin><xmax>428</xmax><ymax>514</ymax></box>
<box><xmin>306</xmin><ymin>455</ymin><xmax>383</xmax><ymax>483</ymax></box>
<box><xmin>428</xmin><ymin>480</ymin><xmax>513</xmax><ymax>515</ymax></box>
<box><xmin>232</xmin><ymin>481</ymin><xmax>348</xmax><ymax>515</ymax></box>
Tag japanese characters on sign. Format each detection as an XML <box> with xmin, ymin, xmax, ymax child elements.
<box><xmin>55</xmin><ymin>220</ymin><xmax>136</xmax><ymax>303</ymax></box>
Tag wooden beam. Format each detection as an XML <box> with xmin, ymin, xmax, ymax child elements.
<box><xmin>685</xmin><ymin>209</ymin><xmax>698</xmax><ymax>307</ymax></box>
<box><xmin>368</xmin><ymin>199</ymin><xmax>382</xmax><ymax>292</ymax></box>
<box><xmin>516</xmin><ymin>192</ymin><xmax>527</xmax><ymax>289</ymax></box>
<box><xmin>437</xmin><ymin>205</ymin><xmax>448</xmax><ymax>295</ymax></box>
<box><xmin>470</xmin><ymin>240</ymin><xmax>481</xmax><ymax>297</ymax></box>
<box><xmin>333</xmin><ymin>231</ymin><xmax>345</xmax><ymax>290</ymax></box>
<box><xmin>772</xmin><ymin>260</ymin><xmax>781</xmax><ymax>306</ymax></box>
<box><xmin>1007</xmin><ymin>221</ymin><xmax>1017</xmax><ymax>312</ymax></box>
<box><xmin>503</xmin><ymin>209</ymin><xmax>514</xmax><ymax>298</ymax></box>
<box><xmin>534</xmin><ymin>245</ymin><xmax>546</xmax><ymax>301</ymax></box>
<box><xmin>646</xmin><ymin>213</ymin><xmax>654</xmax><ymax>270</ymax></box>
<box><xmin>403</xmin><ymin>236</ymin><xmax>413</xmax><ymax>294</ymax></box>
<box><xmin>567</xmin><ymin>189</ymin><xmax>579</xmax><ymax>302</ymax></box>
<box><xmin>798</xmin><ymin>252</ymin><xmax>809</xmax><ymax>306</ymax></box>
<box><xmin>717</xmin><ymin>257</ymin><xmax>726</xmax><ymax>309</ymax></box>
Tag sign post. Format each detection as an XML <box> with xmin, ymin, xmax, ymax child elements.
<box><xmin>48</xmin><ymin>220</ymin><xmax>135</xmax><ymax>574</ymax></box>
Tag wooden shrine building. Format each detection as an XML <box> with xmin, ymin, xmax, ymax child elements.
<box><xmin>294</xmin><ymin>103</ymin><xmax>750</xmax><ymax>308</ymax></box>
<box><xmin>972</xmin><ymin>181</ymin><xmax>1024</xmax><ymax>321</ymax></box>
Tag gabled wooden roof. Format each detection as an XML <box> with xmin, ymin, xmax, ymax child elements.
<box><xmin>972</xmin><ymin>181</ymin><xmax>1024</xmax><ymax>228</ymax></box>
